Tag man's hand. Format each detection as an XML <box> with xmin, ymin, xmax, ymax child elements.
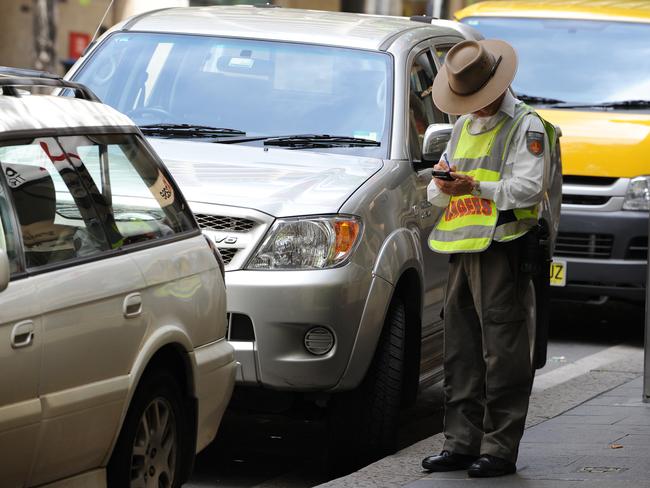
<box><xmin>433</xmin><ymin>160</ymin><xmax>477</xmax><ymax>196</ymax></box>
<box><xmin>433</xmin><ymin>159</ymin><xmax>453</xmax><ymax>173</ymax></box>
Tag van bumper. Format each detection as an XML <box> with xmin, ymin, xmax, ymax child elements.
<box><xmin>552</xmin><ymin>209</ymin><xmax>647</xmax><ymax>303</ymax></box>
<box><xmin>192</xmin><ymin>339</ymin><xmax>237</xmax><ymax>452</ymax></box>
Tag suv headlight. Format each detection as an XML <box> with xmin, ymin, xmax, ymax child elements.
<box><xmin>623</xmin><ymin>176</ymin><xmax>650</xmax><ymax>211</ymax></box>
<box><xmin>247</xmin><ymin>215</ymin><xmax>362</xmax><ymax>270</ymax></box>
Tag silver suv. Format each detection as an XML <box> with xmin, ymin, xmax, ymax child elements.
<box><xmin>0</xmin><ymin>71</ymin><xmax>236</xmax><ymax>487</ymax></box>
<box><xmin>68</xmin><ymin>6</ymin><xmax>561</xmax><ymax>464</ymax></box>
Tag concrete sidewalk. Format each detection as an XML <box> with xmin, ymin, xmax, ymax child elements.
<box><xmin>318</xmin><ymin>348</ymin><xmax>649</xmax><ymax>488</ymax></box>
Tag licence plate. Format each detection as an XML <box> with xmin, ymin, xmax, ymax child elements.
<box><xmin>550</xmin><ymin>259</ymin><xmax>567</xmax><ymax>287</ymax></box>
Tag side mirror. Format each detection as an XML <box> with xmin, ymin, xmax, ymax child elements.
<box><xmin>421</xmin><ymin>123</ymin><xmax>453</xmax><ymax>165</ymax></box>
<box><xmin>0</xmin><ymin>249</ymin><xmax>9</xmax><ymax>293</ymax></box>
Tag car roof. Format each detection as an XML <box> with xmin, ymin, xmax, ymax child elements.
<box><xmin>0</xmin><ymin>95</ymin><xmax>135</xmax><ymax>134</ymax></box>
<box><xmin>455</xmin><ymin>0</ymin><xmax>650</xmax><ymax>24</ymax></box>
<box><xmin>121</xmin><ymin>5</ymin><xmax>457</xmax><ymax>50</ymax></box>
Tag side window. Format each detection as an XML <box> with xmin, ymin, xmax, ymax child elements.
<box><xmin>435</xmin><ymin>45</ymin><xmax>452</xmax><ymax>64</ymax></box>
<box><xmin>0</xmin><ymin>138</ymin><xmax>111</xmax><ymax>269</ymax></box>
<box><xmin>58</xmin><ymin>134</ymin><xmax>196</xmax><ymax>249</ymax></box>
<box><xmin>0</xmin><ymin>177</ymin><xmax>21</xmax><ymax>274</ymax></box>
<box><xmin>408</xmin><ymin>50</ymin><xmax>448</xmax><ymax>161</ymax></box>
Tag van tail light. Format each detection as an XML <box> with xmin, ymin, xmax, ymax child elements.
<box><xmin>203</xmin><ymin>234</ymin><xmax>226</xmax><ymax>282</ymax></box>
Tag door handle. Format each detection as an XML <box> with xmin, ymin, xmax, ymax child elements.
<box><xmin>11</xmin><ymin>320</ymin><xmax>35</xmax><ymax>349</ymax></box>
<box><xmin>123</xmin><ymin>293</ymin><xmax>143</xmax><ymax>319</ymax></box>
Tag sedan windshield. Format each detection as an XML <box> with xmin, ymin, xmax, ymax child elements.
<box><xmin>73</xmin><ymin>33</ymin><xmax>392</xmax><ymax>155</ymax></box>
<box><xmin>460</xmin><ymin>17</ymin><xmax>650</xmax><ymax>107</ymax></box>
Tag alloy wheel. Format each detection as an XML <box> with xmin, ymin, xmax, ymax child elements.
<box><xmin>130</xmin><ymin>397</ymin><xmax>177</xmax><ymax>488</ymax></box>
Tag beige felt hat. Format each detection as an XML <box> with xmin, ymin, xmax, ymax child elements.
<box><xmin>432</xmin><ymin>39</ymin><xmax>518</xmax><ymax>116</ymax></box>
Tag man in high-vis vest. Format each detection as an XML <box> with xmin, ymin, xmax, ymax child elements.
<box><xmin>421</xmin><ymin>40</ymin><xmax>550</xmax><ymax>477</ymax></box>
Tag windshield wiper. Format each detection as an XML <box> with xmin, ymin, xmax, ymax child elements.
<box><xmin>139</xmin><ymin>123</ymin><xmax>245</xmax><ymax>138</ymax></box>
<box><xmin>555</xmin><ymin>100</ymin><xmax>650</xmax><ymax>110</ymax></box>
<box><xmin>262</xmin><ymin>134</ymin><xmax>380</xmax><ymax>149</ymax></box>
<box><xmin>515</xmin><ymin>93</ymin><xmax>566</xmax><ymax>106</ymax></box>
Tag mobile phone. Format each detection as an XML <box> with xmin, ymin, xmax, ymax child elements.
<box><xmin>432</xmin><ymin>170</ymin><xmax>455</xmax><ymax>181</ymax></box>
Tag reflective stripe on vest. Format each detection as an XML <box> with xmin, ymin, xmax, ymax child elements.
<box><xmin>429</xmin><ymin>103</ymin><xmax>537</xmax><ymax>253</ymax></box>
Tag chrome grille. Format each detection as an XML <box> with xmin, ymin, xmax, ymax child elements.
<box><xmin>194</xmin><ymin>214</ymin><xmax>255</xmax><ymax>232</ymax></box>
<box><xmin>555</xmin><ymin>232</ymin><xmax>613</xmax><ymax>259</ymax></box>
<box><xmin>217</xmin><ymin>248</ymin><xmax>238</xmax><ymax>264</ymax></box>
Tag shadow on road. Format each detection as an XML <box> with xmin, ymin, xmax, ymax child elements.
<box><xmin>190</xmin><ymin>300</ymin><xmax>645</xmax><ymax>487</ymax></box>
<box><xmin>550</xmin><ymin>300</ymin><xmax>644</xmax><ymax>346</ymax></box>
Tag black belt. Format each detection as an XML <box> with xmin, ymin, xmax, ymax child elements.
<box><xmin>496</xmin><ymin>209</ymin><xmax>517</xmax><ymax>226</ymax></box>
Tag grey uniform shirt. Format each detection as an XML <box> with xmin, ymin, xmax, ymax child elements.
<box><xmin>427</xmin><ymin>91</ymin><xmax>550</xmax><ymax>210</ymax></box>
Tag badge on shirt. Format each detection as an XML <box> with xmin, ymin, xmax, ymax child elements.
<box><xmin>526</xmin><ymin>131</ymin><xmax>545</xmax><ymax>157</ymax></box>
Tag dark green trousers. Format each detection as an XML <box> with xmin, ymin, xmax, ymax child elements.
<box><xmin>442</xmin><ymin>239</ymin><xmax>533</xmax><ymax>463</ymax></box>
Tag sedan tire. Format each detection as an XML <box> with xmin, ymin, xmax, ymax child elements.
<box><xmin>107</xmin><ymin>369</ymin><xmax>190</xmax><ymax>488</ymax></box>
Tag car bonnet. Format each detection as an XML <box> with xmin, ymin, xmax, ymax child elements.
<box><xmin>148</xmin><ymin>138</ymin><xmax>384</xmax><ymax>217</ymax></box>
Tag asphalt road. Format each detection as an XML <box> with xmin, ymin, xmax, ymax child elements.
<box><xmin>186</xmin><ymin>300</ymin><xmax>645</xmax><ymax>488</ymax></box>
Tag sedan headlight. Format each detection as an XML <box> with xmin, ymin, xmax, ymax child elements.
<box><xmin>623</xmin><ymin>176</ymin><xmax>650</xmax><ymax>211</ymax></box>
<box><xmin>247</xmin><ymin>215</ymin><xmax>362</xmax><ymax>270</ymax></box>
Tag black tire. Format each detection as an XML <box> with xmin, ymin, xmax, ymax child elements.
<box><xmin>327</xmin><ymin>296</ymin><xmax>407</xmax><ymax>472</ymax></box>
<box><xmin>107</xmin><ymin>369</ymin><xmax>191</xmax><ymax>488</ymax></box>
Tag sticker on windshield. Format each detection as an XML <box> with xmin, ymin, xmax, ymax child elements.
<box><xmin>353</xmin><ymin>131</ymin><xmax>378</xmax><ymax>141</ymax></box>
<box><xmin>228</xmin><ymin>57</ymin><xmax>254</xmax><ymax>69</ymax></box>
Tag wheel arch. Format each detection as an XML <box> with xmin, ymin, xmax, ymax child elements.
<box><xmin>334</xmin><ymin>226</ymin><xmax>425</xmax><ymax>391</ymax></box>
<box><xmin>334</xmin><ymin>264</ymin><xmax>423</xmax><ymax>393</ymax></box>
<box><xmin>103</xmin><ymin>327</ymin><xmax>199</xmax><ymax>471</ymax></box>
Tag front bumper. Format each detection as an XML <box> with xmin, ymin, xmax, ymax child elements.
<box><xmin>225</xmin><ymin>263</ymin><xmax>378</xmax><ymax>391</ymax></box>
<box><xmin>552</xmin><ymin>209</ymin><xmax>647</xmax><ymax>303</ymax></box>
<box><xmin>192</xmin><ymin>339</ymin><xmax>237</xmax><ymax>453</ymax></box>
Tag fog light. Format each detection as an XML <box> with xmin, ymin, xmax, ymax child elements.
<box><xmin>304</xmin><ymin>327</ymin><xmax>334</xmax><ymax>355</ymax></box>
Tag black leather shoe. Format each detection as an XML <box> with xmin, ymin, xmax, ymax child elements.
<box><xmin>467</xmin><ymin>454</ymin><xmax>516</xmax><ymax>477</ymax></box>
<box><xmin>422</xmin><ymin>450</ymin><xmax>478</xmax><ymax>472</ymax></box>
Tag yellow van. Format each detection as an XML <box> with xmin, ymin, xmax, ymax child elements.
<box><xmin>456</xmin><ymin>0</ymin><xmax>649</xmax><ymax>304</ymax></box>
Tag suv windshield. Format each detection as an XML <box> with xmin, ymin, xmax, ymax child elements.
<box><xmin>73</xmin><ymin>33</ymin><xmax>392</xmax><ymax>155</ymax></box>
<box><xmin>461</xmin><ymin>17</ymin><xmax>650</xmax><ymax>107</ymax></box>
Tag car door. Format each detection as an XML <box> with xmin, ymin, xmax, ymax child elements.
<box><xmin>0</xmin><ymin>170</ymin><xmax>42</xmax><ymax>488</ymax></box>
<box><xmin>406</xmin><ymin>42</ymin><xmax>455</xmax><ymax>384</ymax></box>
<box><xmin>0</xmin><ymin>136</ymin><xmax>149</xmax><ymax>486</ymax></box>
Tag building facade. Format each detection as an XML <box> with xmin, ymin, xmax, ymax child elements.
<box><xmin>0</xmin><ymin>0</ymin><xmax>470</xmax><ymax>73</ymax></box>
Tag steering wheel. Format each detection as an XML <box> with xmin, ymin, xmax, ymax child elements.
<box><xmin>129</xmin><ymin>107</ymin><xmax>173</xmax><ymax>124</ymax></box>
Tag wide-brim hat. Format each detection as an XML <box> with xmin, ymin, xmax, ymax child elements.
<box><xmin>432</xmin><ymin>39</ymin><xmax>518</xmax><ymax>116</ymax></box>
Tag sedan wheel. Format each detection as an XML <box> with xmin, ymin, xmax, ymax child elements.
<box><xmin>131</xmin><ymin>397</ymin><xmax>177</xmax><ymax>488</ymax></box>
<box><xmin>108</xmin><ymin>369</ymin><xmax>190</xmax><ymax>488</ymax></box>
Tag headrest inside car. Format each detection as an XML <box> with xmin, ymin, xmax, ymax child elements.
<box><xmin>3</xmin><ymin>164</ymin><xmax>56</xmax><ymax>225</ymax></box>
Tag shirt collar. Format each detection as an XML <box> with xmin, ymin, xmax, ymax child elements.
<box><xmin>468</xmin><ymin>90</ymin><xmax>518</xmax><ymax>128</ymax></box>
<box><xmin>500</xmin><ymin>90</ymin><xmax>517</xmax><ymax>119</ymax></box>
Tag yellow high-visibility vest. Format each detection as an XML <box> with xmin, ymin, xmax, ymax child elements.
<box><xmin>429</xmin><ymin>103</ymin><xmax>545</xmax><ymax>254</ymax></box>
